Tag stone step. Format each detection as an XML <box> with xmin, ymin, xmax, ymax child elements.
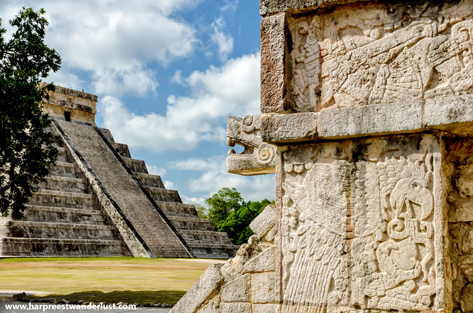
<box><xmin>22</xmin><ymin>205</ymin><xmax>105</xmax><ymax>224</ymax></box>
<box><xmin>134</xmin><ymin>172</ymin><xmax>165</xmax><ymax>188</ymax></box>
<box><xmin>155</xmin><ymin>202</ymin><xmax>198</xmax><ymax>217</ymax></box>
<box><xmin>2</xmin><ymin>221</ymin><xmax>116</xmax><ymax>240</ymax></box>
<box><xmin>168</xmin><ymin>216</ymin><xmax>214</xmax><ymax>231</ymax></box>
<box><xmin>110</xmin><ymin>142</ymin><xmax>131</xmax><ymax>158</ymax></box>
<box><xmin>56</xmin><ymin>147</ymin><xmax>69</xmax><ymax>162</ymax></box>
<box><xmin>190</xmin><ymin>245</ymin><xmax>238</xmax><ymax>259</ymax></box>
<box><xmin>99</xmin><ymin>128</ymin><xmax>115</xmax><ymax>143</ymax></box>
<box><xmin>122</xmin><ymin>157</ymin><xmax>148</xmax><ymax>173</ymax></box>
<box><xmin>37</xmin><ymin>176</ymin><xmax>86</xmax><ymax>193</ymax></box>
<box><xmin>49</xmin><ymin>162</ymin><xmax>79</xmax><ymax>178</ymax></box>
<box><xmin>29</xmin><ymin>190</ymin><xmax>93</xmax><ymax>209</ymax></box>
<box><xmin>0</xmin><ymin>238</ymin><xmax>129</xmax><ymax>257</ymax></box>
<box><xmin>179</xmin><ymin>229</ymin><xmax>234</xmax><ymax>245</ymax></box>
<box><xmin>145</xmin><ymin>187</ymin><xmax>181</xmax><ymax>203</ymax></box>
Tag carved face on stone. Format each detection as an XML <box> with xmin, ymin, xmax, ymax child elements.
<box><xmin>390</xmin><ymin>177</ymin><xmax>433</xmax><ymax>220</ymax></box>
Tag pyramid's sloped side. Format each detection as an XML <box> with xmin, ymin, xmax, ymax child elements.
<box><xmin>103</xmin><ymin>134</ymin><xmax>239</xmax><ymax>259</ymax></box>
<box><xmin>55</xmin><ymin>119</ymin><xmax>192</xmax><ymax>258</ymax></box>
<box><xmin>0</xmin><ymin>135</ymin><xmax>131</xmax><ymax>257</ymax></box>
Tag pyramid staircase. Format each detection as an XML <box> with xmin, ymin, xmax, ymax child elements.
<box><xmin>0</xmin><ymin>86</ymin><xmax>237</xmax><ymax>259</ymax></box>
<box><xmin>107</xmin><ymin>138</ymin><xmax>238</xmax><ymax>259</ymax></box>
<box><xmin>0</xmin><ymin>142</ymin><xmax>131</xmax><ymax>257</ymax></box>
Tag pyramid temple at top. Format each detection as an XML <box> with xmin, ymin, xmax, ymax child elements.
<box><xmin>0</xmin><ymin>86</ymin><xmax>238</xmax><ymax>259</ymax></box>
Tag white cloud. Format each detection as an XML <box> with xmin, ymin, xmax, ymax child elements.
<box><xmin>170</xmin><ymin>156</ymin><xmax>276</xmax><ymax>202</ymax></box>
<box><xmin>147</xmin><ymin>165</ymin><xmax>167</xmax><ymax>176</ymax></box>
<box><xmin>181</xmin><ymin>194</ymin><xmax>206</xmax><ymax>206</ymax></box>
<box><xmin>0</xmin><ymin>0</ymin><xmax>198</xmax><ymax>97</ymax></box>
<box><xmin>220</xmin><ymin>0</ymin><xmax>239</xmax><ymax>11</ymax></box>
<box><xmin>100</xmin><ymin>53</ymin><xmax>261</xmax><ymax>152</ymax></box>
<box><xmin>47</xmin><ymin>70</ymin><xmax>85</xmax><ymax>91</ymax></box>
<box><xmin>163</xmin><ymin>180</ymin><xmax>176</xmax><ymax>190</ymax></box>
<box><xmin>210</xmin><ymin>18</ymin><xmax>233</xmax><ymax>61</ymax></box>
<box><xmin>171</xmin><ymin>70</ymin><xmax>184</xmax><ymax>85</ymax></box>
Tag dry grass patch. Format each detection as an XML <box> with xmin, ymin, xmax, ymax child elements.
<box><xmin>0</xmin><ymin>257</ymin><xmax>223</xmax><ymax>304</ymax></box>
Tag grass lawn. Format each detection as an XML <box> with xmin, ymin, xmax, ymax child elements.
<box><xmin>0</xmin><ymin>257</ymin><xmax>223</xmax><ymax>304</ymax></box>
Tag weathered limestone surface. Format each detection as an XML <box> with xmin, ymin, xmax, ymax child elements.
<box><xmin>175</xmin><ymin>0</ymin><xmax>473</xmax><ymax>311</ymax></box>
<box><xmin>261</xmin><ymin>13</ymin><xmax>291</xmax><ymax>113</ymax></box>
<box><xmin>317</xmin><ymin>101</ymin><xmax>424</xmax><ymax>138</ymax></box>
<box><xmin>171</xmin><ymin>263</ymin><xmax>225</xmax><ymax>313</ymax></box>
<box><xmin>261</xmin><ymin>112</ymin><xmax>318</xmax><ymax>143</ymax></box>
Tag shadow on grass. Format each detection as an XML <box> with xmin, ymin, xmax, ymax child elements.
<box><xmin>29</xmin><ymin>290</ymin><xmax>185</xmax><ymax>305</ymax></box>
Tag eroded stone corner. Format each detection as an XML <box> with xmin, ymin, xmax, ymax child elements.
<box><xmin>171</xmin><ymin>204</ymin><xmax>279</xmax><ymax>313</ymax></box>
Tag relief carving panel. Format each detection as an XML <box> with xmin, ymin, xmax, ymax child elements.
<box><xmin>289</xmin><ymin>0</ymin><xmax>473</xmax><ymax>111</ymax></box>
<box><xmin>280</xmin><ymin>134</ymin><xmax>443</xmax><ymax>312</ymax></box>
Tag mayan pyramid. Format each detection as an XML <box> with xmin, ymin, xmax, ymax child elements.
<box><xmin>0</xmin><ymin>86</ymin><xmax>238</xmax><ymax>259</ymax></box>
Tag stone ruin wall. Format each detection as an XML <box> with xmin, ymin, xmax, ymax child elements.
<box><xmin>171</xmin><ymin>0</ymin><xmax>473</xmax><ymax>312</ymax></box>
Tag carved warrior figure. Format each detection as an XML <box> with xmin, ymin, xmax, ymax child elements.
<box><xmin>291</xmin><ymin>0</ymin><xmax>473</xmax><ymax>111</ymax></box>
<box><xmin>279</xmin><ymin>136</ymin><xmax>439</xmax><ymax>312</ymax></box>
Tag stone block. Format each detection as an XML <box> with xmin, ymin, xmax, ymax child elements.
<box><xmin>425</xmin><ymin>95</ymin><xmax>473</xmax><ymax>132</ymax></box>
<box><xmin>261</xmin><ymin>13</ymin><xmax>291</xmax><ymax>113</ymax></box>
<box><xmin>450</xmin><ymin>201</ymin><xmax>473</xmax><ymax>223</ymax></box>
<box><xmin>220</xmin><ymin>302</ymin><xmax>251</xmax><ymax>313</ymax></box>
<box><xmin>198</xmin><ymin>296</ymin><xmax>220</xmax><ymax>313</ymax></box>
<box><xmin>244</xmin><ymin>246</ymin><xmax>275</xmax><ymax>273</ymax></box>
<box><xmin>170</xmin><ymin>263</ymin><xmax>224</xmax><ymax>313</ymax></box>
<box><xmin>221</xmin><ymin>274</ymin><xmax>250</xmax><ymax>302</ymax></box>
<box><xmin>250</xmin><ymin>204</ymin><xmax>276</xmax><ymax>239</ymax></box>
<box><xmin>264</xmin><ymin>225</ymin><xmax>276</xmax><ymax>242</ymax></box>
<box><xmin>253</xmin><ymin>304</ymin><xmax>278</xmax><ymax>313</ymax></box>
<box><xmin>259</xmin><ymin>0</ymin><xmax>367</xmax><ymax>16</ymax></box>
<box><xmin>462</xmin><ymin>284</ymin><xmax>473</xmax><ymax>313</ymax></box>
<box><xmin>261</xmin><ymin>113</ymin><xmax>318</xmax><ymax>143</ymax></box>
<box><xmin>252</xmin><ymin>272</ymin><xmax>276</xmax><ymax>304</ymax></box>
<box><xmin>318</xmin><ymin>102</ymin><xmax>424</xmax><ymax>139</ymax></box>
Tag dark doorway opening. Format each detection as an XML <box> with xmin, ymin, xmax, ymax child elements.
<box><xmin>64</xmin><ymin>111</ymin><xmax>71</xmax><ymax>122</ymax></box>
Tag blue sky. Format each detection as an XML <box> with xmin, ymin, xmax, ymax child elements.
<box><xmin>0</xmin><ymin>0</ymin><xmax>275</xmax><ymax>205</ymax></box>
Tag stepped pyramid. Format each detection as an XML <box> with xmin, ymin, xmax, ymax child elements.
<box><xmin>0</xmin><ymin>87</ymin><xmax>238</xmax><ymax>259</ymax></box>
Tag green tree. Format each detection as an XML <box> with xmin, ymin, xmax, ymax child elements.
<box><xmin>205</xmin><ymin>187</ymin><xmax>243</xmax><ymax>229</ymax></box>
<box><xmin>205</xmin><ymin>187</ymin><xmax>272</xmax><ymax>245</ymax></box>
<box><xmin>218</xmin><ymin>199</ymin><xmax>271</xmax><ymax>245</ymax></box>
<box><xmin>0</xmin><ymin>8</ymin><xmax>61</xmax><ymax>218</ymax></box>
<box><xmin>193</xmin><ymin>202</ymin><xmax>208</xmax><ymax>219</ymax></box>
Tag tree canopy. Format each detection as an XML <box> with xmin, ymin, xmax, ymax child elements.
<box><xmin>0</xmin><ymin>7</ymin><xmax>61</xmax><ymax>218</ymax></box>
<box><xmin>205</xmin><ymin>187</ymin><xmax>244</xmax><ymax>228</ymax></box>
<box><xmin>204</xmin><ymin>187</ymin><xmax>272</xmax><ymax>245</ymax></box>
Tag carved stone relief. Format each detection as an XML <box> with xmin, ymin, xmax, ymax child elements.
<box><xmin>289</xmin><ymin>0</ymin><xmax>473</xmax><ymax>111</ymax></box>
<box><xmin>226</xmin><ymin>115</ymin><xmax>277</xmax><ymax>175</ymax></box>
<box><xmin>281</xmin><ymin>134</ymin><xmax>442</xmax><ymax>311</ymax></box>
